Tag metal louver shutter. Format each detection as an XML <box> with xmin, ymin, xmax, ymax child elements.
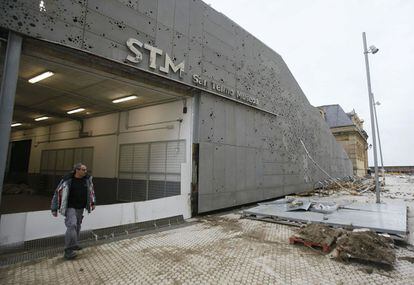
<box><xmin>117</xmin><ymin>140</ymin><xmax>185</xmax><ymax>202</ymax></box>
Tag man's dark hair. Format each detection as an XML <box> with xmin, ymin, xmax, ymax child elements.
<box><xmin>73</xmin><ymin>162</ymin><xmax>85</xmax><ymax>172</ymax></box>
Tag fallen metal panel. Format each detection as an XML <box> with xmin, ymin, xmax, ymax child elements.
<box><xmin>243</xmin><ymin>200</ymin><xmax>407</xmax><ymax>236</ymax></box>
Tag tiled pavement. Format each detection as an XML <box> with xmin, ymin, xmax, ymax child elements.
<box><xmin>1</xmin><ymin>212</ymin><xmax>414</xmax><ymax>285</ymax></box>
<box><xmin>1</xmin><ymin>175</ymin><xmax>414</xmax><ymax>284</ymax></box>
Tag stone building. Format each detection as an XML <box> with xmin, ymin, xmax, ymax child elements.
<box><xmin>318</xmin><ymin>105</ymin><xmax>368</xmax><ymax>176</ymax></box>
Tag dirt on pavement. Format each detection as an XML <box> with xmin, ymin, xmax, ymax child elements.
<box><xmin>334</xmin><ymin>230</ymin><xmax>396</xmax><ymax>265</ymax></box>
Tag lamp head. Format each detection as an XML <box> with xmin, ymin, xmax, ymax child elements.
<box><xmin>369</xmin><ymin>45</ymin><xmax>379</xmax><ymax>54</ymax></box>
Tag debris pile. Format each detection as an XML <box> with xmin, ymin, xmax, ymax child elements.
<box><xmin>298</xmin><ymin>176</ymin><xmax>378</xmax><ymax>196</ymax></box>
<box><xmin>284</xmin><ymin>198</ymin><xmax>339</xmax><ymax>214</ymax></box>
<box><xmin>289</xmin><ymin>224</ymin><xmax>343</xmax><ymax>252</ymax></box>
<box><xmin>2</xmin><ymin>183</ymin><xmax>35</xmax><ymax>195</ymax></box>
<box><xmin>333</xmin><ymin>230</ymin><xmax>395</xmax><ymax>266</ymax></box>
<box><xmin>289</xmin><ymin>224</ymin><xmax>396</xmax><ymax>266</ymax></box>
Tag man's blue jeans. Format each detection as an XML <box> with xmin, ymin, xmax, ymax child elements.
<box><xmin>64</xmin><ymin>208</ymin><xmax>84</xmax><ymax>250</ymax></box>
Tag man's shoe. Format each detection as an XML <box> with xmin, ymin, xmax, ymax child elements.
<box><xmin>64</xmin><ymin>250</ymin><xmax>77</xmax><ymax>260</ymax></box>
<box><xmin>72</xmin><ymin>245</ymin><xmax>82</xmax><ymax>251</ymax></box>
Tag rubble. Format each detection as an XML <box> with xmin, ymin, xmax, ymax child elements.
<box><xmin>297</xmin><ymin>176</ymin><xmax>382</xmax><ymax>196</ymax></box>
<box><xmin>289</xmin><ymin>224</ymin><xmax>343</xmax><ymax>250</ymax></box>
<box><xmin>289</xmin><ymin>224</ymin><xmax>396</xmax><ymax>266</ymax></box>
<box><xmin>333</xmin><ymin>230</ymin><xmax>396</xmax><ymax>266</ymax></box>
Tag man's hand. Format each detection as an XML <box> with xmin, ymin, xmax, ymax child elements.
<box><xmin>52</xmin><ymin>211</ymin><xmax>58</xmax><ymax>217</ymax></box>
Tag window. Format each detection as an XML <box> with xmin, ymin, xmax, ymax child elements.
<box><xmin>40</xmin><ymin>147</ymin><xmax>93</xmax><ymax>176</ymax></box>
<box><xmin>117</xmin><ymin>140</ymin><xmax>185</xmax><ymax>202</ymax></box>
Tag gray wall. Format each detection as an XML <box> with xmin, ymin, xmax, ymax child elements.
<box><xmin>197</xmin><ymin>92</ymin><xmax>351</xmax><ymax>212</ymax></box>
<box><xmin>2</xmin><ymin>0</ymin><xmax>306</xmax><ymax>114</ymax></box>
<box><xmin>0</xmin><ymin>0</ymin><xmax>352</xmax><ymax>213</ymax></box>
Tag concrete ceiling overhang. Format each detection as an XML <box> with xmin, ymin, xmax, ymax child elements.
<box><xmin>2</xmin><ymin>37</ymin><xmax>194</xmax><ymax>130</ymax></box>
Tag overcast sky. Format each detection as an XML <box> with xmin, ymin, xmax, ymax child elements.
<box><xmin>206</xmin><ymin>0</ymin><xmax>414</xmax><ymax>166</ymax></box>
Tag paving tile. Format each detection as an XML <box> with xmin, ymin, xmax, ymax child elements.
<box><xmin>1</xmin><ymin>176</ymin><xmax>414</xmax><ymax>284</ymax></box>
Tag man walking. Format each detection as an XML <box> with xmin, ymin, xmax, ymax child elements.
<box><xmin>51</xmin><ymin>163</ymin><xmax>96</xmax><ymax>260</ymax></box>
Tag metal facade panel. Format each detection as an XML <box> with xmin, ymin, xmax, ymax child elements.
<box><xmin>202</xmin><ymin>46</ymin><xmax>236</xmax><ymax>74</ymax></box>
<box><xmin>199</xmin><ymin>192</ymin><xmax>236</xmax><ymax>213</ymax></box>
<box><xmin>213</xmin><ymin>98</ymin><xmax>226</xmax><ymax>144</ymax></box>
<box><xmin>235</xmin><ymin>147</ymin><xmax>246</xmax><ymax>191</ymax></box>
<box><xmin>244</xmin><ymin>201</ymin><xmax>407</xmax><ymax>236</ymax></box>
<box><xmin>224</xmin><ymin>102</ymin><xmax>236</xmax><ymax>145</ymax></box>
<box><xmin>263</xmin><ymin>185</ymin><xmax>284</xmax><ymax>200</ymax></box>
<box><xmin>204</xmin><ymin>7</ymin><xmax>237</xmax><ymax>37</ymax></box>
<box><xmin>197</xmin><ymin>91</ymin><xmax>351</xmax><ymax>212</ymax></box>
<box><xmin>198</xmin><ymin>142</ymin><xmax>213</xmax><ymax>195</ymax></box>
<box><xmin>224</xmin><ymin>145</ymin><xmax>237</xmax><ymax>192</ymax></box>
<box><xmin>138</xmin><ymin>0</ymin><xmax>158</xmax><ymax>18</ymax></box>
<box><xmin>203</xmin><ymin>32</ymin><xmax>235</xmax><ymax>61</ymax></box>
<box><xmin>155</xmin><ymin>23</ymin><xmax>174</xmax><ymax>55</ymax></box>
<box><xmin>203</xmin><ymin>19</ymin><xmax>236</xmax><ymax>48</ymax></box>
<box><xmin>234</xmin><ymin>106</ymin><xmax>246</xmax><ymax>146</ymax></box>
<box><xmin>245</xmin><ymin>148</ymin><xmax>256</xmax><ymax>190</ymax></box>
<box><xmin>89</xmin><ymin>0</ymin><xmax>156</xmax><ymax>36</ymax></box>
<box><xmin>187</xmin><ymin>40</ymin><xmax>203</xmax><ymax>75</ymax></box>
<box><xmin>157</xmin><ymin>0</ymin><xmax>175</xmax><ymax>28</ymax></box>
<box><xmin>174</xmin><ymin>0</ymin><xmax>190</xmax><ymax>35</ymax></box>
<box><xmin>235</xmin><ymin>189</ymin><xmax>263</xmax><ymax>206</ymax></box>
<box><xmin>171</xmin><ymin>32</ymin><xmax>189</xmax><ymax>65</ymax></box>
<box><xmin>212</xmin><ymin>143</ymin><xmax>225</xmax><ymax>193</ymax></box>
<box><xmin>202</xmin><ymin>61</ymin><xmax>236</xmax><ymax>88</ymax></box>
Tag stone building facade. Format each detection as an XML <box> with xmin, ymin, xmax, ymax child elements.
<box><xmin>319</xmin><ymin>105</ymin><xmax>368</xmax><ymax>176</ymax></box>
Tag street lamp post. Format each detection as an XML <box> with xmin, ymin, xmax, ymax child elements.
<box><xmin>362</xmin><ymin>32</ymin><xmax>381</xmax><ymax>203</ymax></box>
<box><xmin>372</xmin><ymin>96</ymin><xmax>385</xmax><ymax>183</ymax></box>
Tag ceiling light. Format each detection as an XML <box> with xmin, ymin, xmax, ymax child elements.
<box><xmin>67</xmin><ymin>108</ymin><xmax>85</xmax><ymax>114</ymax></box>
<box><xmin>112</xmin><ymin>95</ymin><xmax>138</xmax><ymax>104</ymax></box>
<box><xmin>35</xmin><ymin>116</ymin><xmax>49</xmax><ymax>121</ymax></box>
<box><xmin>28</xmin><ymin>71</ymin><xmax>54</xmax><ymax>84</ymax></box>
<box><xmin>11</xmin><ymin>123</ymin><xmax>22</xmax><ymax>127</ymax></box>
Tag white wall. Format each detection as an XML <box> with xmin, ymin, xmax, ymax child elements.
<box><xmin>0</xmin><ymin>196</ymin><xmax>188</xmax><ymax>245</ymax></box>
<box><xmin>2</xmin><ymin>99</ymin><xmax>194</xmax><ymax>245</ymax></box>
